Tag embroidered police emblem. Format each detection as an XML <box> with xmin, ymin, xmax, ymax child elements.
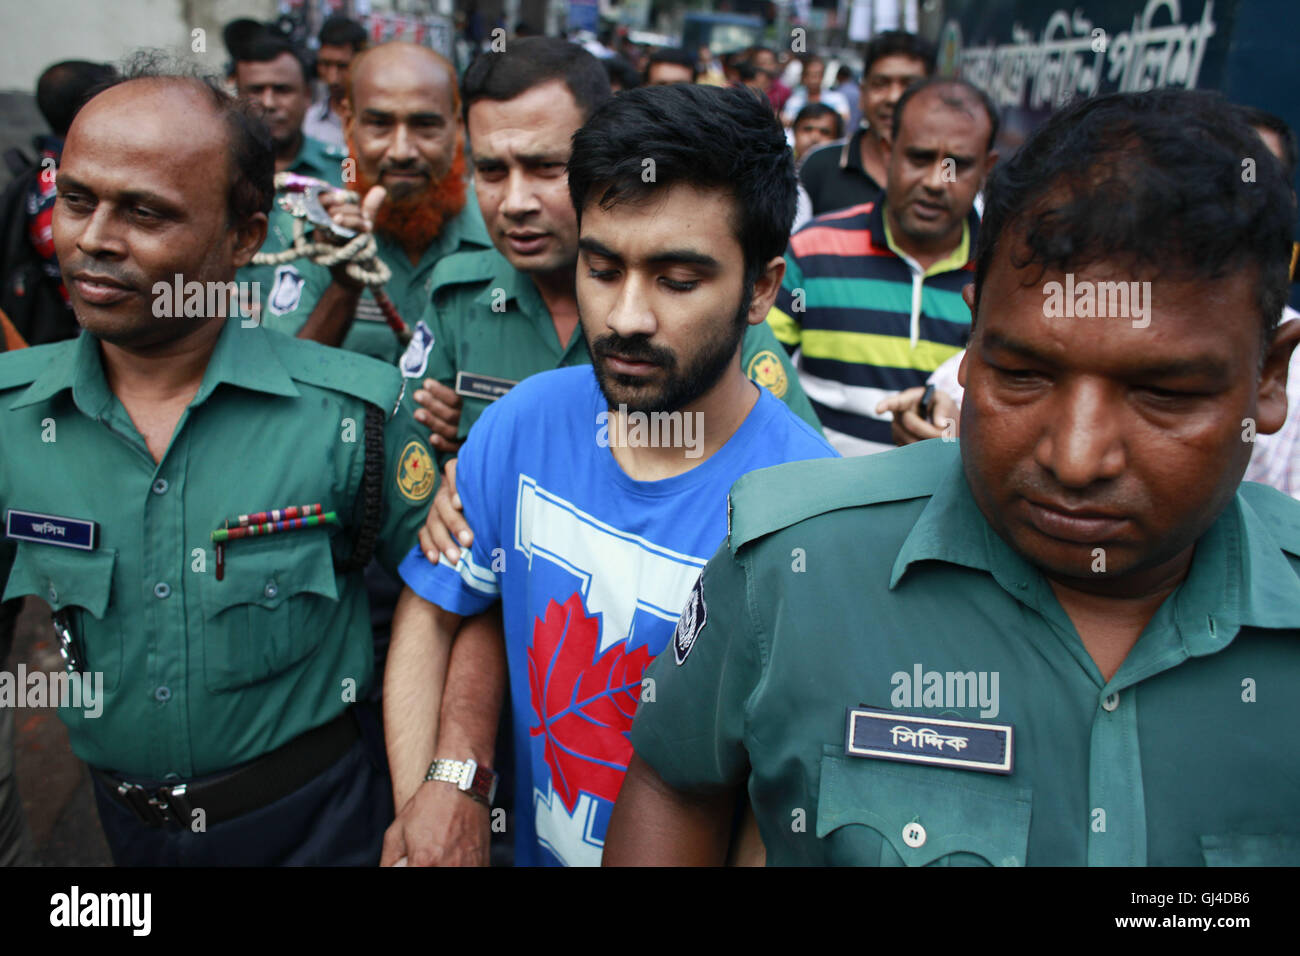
<box><xmin>746</xmin><ymin>349</ymin><xmax>788</xmax><ymax>398</ymax></box>
<box><xmin>673</xmin><ymin>576</ymin><xmax>707</xmax><ymax>665</ymax></box>
<box><xmin>396</xmin><ymin>440</ymin><xmax>436</xmax><ymax>502</ymax></box>
<box><xmin>268</xmin><ymin>265</ymin><xmax>305</xmax><ymax>316</ymax></box>
<box><xmin>400</xmin><ymin>320</ymin><xmax>436</xmax><ymax>379</ymax></box>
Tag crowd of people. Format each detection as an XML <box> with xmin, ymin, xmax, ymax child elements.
<box><xmin>0</xmin><ymin>14</ymin><xmax>1297</xmax><ymax>868</ymax></box>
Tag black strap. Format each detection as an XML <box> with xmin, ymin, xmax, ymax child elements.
<box><xmin>93</xmin><ymin>709</ymin><xmax>360</xmax><ymax>828</ymax></box>
<box><xmin>335</xmin><ymin>401</ymin><xmax>385</xmax><ymax>574</ymax></box>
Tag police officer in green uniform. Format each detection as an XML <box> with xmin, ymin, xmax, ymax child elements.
<box><xmin>262</xmin><ymin>42</ymin><xmax>493</xmax><ymax>366</ymax></box>
<box><xmin>607</xmin><ymin>90</ymin><xmax>1300</xmax><ymax>866</ymax></box>
<box><xmin>230</xmin><ymin>29</ymin><xmax>349</xmax><ymax>326</ymax></box>
<box><xmin>0</xmin><ymin>67</ymin><xmax>433</xmax><ymax>865</ymax></box>
<box><xmin>234</xmin><ymin>134</ymin><xmax>347</xmax><ymax>322</ymax></box>
<box><xmin>405</xmin><ymin>38</ymin><xmax>820</xmax><ymax>460</ymax></box>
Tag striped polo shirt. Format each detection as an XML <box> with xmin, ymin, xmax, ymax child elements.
<box><xmin>766</xmin><ymin>201</ymin><xmax>978</xmax><ymax>455</ymax></box>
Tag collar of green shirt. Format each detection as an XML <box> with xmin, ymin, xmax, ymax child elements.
<box><xmin>890</xmin><ymin>444</ymin><xmax>1300</xmax><ymax>664</ymax></box>
<box><xmin>286</xmin><ymin>134</ymin><xmax>342</xmax><ymax>185</ymax></box>
<box><xmin>469</xmin><ymin>250</ymin><xmax>551</xmax><ymax>321</ymax></box>
<box><xmin>374</xmin><ymin>194</ymin><xmax>492</xmax><ymax>284</ymax></box>
<box><xmin>10</xmin><ymin>319</ymin><xmax>299</xmax><ymax>418</ymax></box>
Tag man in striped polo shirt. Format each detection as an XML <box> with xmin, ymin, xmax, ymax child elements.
<box><xmin>767</xmin><ymin>78</ymin><xmax>998</xmax><ymax>455</ymax></box>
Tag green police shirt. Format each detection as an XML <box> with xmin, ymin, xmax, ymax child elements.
<box><xmin>261</xmin><ymin>195</ymin><xmax>493</xmax><ymax>366</ymax></box>
<box><xmin>631</xmin><ymin>439</ymin><xmax>1300</xmax><ymax>866</ymax></box>
<box><xmin>0</xmin><ymin>319</ymin><xmax>435</xmax><ymax>780</ymax></box>
<box><xmin>407</xmin><ymin>247</ymin><xmax>824</xmax><ymax>465</ymax></box>
<box><xmin>237</xmin><ymin>134</ymin><xmax>348</xmax><ymax>327</ymax></box>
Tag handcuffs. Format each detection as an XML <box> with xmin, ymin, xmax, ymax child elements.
<box><xmin>255</xmin><ymin>173</ymin><xmax>411</xmax><ymax>344</ymax></box>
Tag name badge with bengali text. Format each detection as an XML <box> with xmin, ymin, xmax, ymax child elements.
<box><xmin>844</xmin><ymin>706</ymin><xmax>1013</xmax><ymax>775</ymax></box>
<box><xmin>5</xmin><ymin>509</ymin><xmax>99</xmax><ymax>551</ymax></box>
<box><xmin>455</xmin><ymin>371</ymin><xmax>517</xmax><ymax>402</ymax></box>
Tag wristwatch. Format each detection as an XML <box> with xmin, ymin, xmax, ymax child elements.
<box><xmin>425</xmin><ymin>758</ymin><xmax>498</xmax><ymax>806</ymax></box>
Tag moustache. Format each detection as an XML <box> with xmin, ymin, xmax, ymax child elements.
<box><xmin>378</xmin><ymin>163</ymin><xmax>433</xmax><ymax>183</ymax></box>
<box><xmin>62</xmin><ymin>259</ymin><xmax>142</xmax><ymax>291</ymax></box>
<box><xmin>591</xmin><ymin>333</ymin><xmax>677</xmax><ymax>369</ymax></box>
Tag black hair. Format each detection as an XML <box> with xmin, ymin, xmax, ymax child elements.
<box><xmin>893</xmin><ymin>78</ymin><xmax>999</xmax><ymax>153</ymax></box>
<box><xmin>234</xmin><ymin>30</ymin><xmax>312</xmax><ymax>88</ymax></box>
<box><xmin>735</xmin><ymin>60</ymin><xmax>759</xmax><ymax>83</ymax></box>
<box><xmin>645</xmin><ymin>46</ymin><xmax>699</xmax><ymax>83</ymax></box>
<box><xmin>36</xmin><ymin>60</ymin><xmax>117</xmax><ymax>137</ymax></box>
<box><xmin>604</xmin><ymin>56</ymin><xmax>641</xmax><ymax>92</ymax></box>
<box><xmin>862</xmin><ymin>30</ymin><xmax>936</xmax><ymax>78</ymax></box>
<box><xmin>461</xmin><ymin>37</ymin><xmax>611</xmax><ymax>124</ymax></box>
<box><xmin>318</xmin><ymin>15</ymin><xmax>367</xmax><ymax>52</ymax></box>
<box><xmin>89</xmin><ymin>51</ymin><xmax>274</xmax><ymax>228</ymax></box>
<box><xmin>568</xmin><ymin>83</ymin><xmax>797</xmax><ymax>292</ymax></box>
<box><xmin>794</xmin><ymin>102</ymin><xmax>844</xmax><ymax>138</ymax></box>
<box><xmin>1236</xmin><ymin>105</ymin><xmax>1297</xmax><ymax>182</ymax></box>
<box><xmin>974</xmin><ymin>89</ymin><xmax>1295</xmax><ymax>349</ymax></box>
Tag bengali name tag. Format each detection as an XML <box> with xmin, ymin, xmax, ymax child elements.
<box><xmin>5</xmin><ymin>509</ymin><xmax>99</xmax><ymax>551</ymax></box>
<box><xmin>455</xmin><ymin>371</ymin><xmax>517</xmax><ymax>402</ymax></box>
<box><xmin>844</xmin><ymin>706</ymin><xmax>1013</xmax><ymax>775</ymax></box>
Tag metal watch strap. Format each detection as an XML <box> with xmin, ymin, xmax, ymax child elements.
<box><xmin>425</xmin><ymin>758</ymin><xmax>498</xmax><ymax>806</ymax></box>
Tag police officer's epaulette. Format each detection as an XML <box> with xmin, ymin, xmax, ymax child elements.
<box><xmin>1239</xmin><ymin>480</ymin><xmax>1300</xmax><ymax>560</ymax></box>
<box><xmin>264</xmin><ymin>331</ymin><xmax>403</xmax><ymax>417</ymax></box>
<box><xmin>0</xmin><ymin>341</ymin><xmax>69</xmax><ymax>393</ymax></box>
<box><xmin>727</xmin><ymin>440</ymin><xmax>955</xmax><ymax>554</ymax></box>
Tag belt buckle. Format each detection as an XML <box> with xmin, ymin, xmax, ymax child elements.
<box><xmin>117</xmin><ymin>781</ymin><xmax>191</xmax><ymax>828</ymax></box>
<box><xmin>149</xmin><ymin>784</ymin><xmax>192</xmax><ymax>829</ymax></box>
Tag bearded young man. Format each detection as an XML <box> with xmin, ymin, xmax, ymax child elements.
<box><xmin>262</xmin><ymin>42</ymin><xmax>491</xmax><ymax>365</ymax></box>
<box><xmin>380</xmin><ymin>84</ymin><xmax>838</xmax><ymax>867</ymax></box>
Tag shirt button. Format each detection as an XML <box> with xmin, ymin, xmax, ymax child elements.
<box><xmin>151</xmin><ymin>478</ymin><xmax>169</xmax><ymax>495</ymax></box>
<box><xmin>154</xmin><ymin>686</ymin><xmax>171</xmax><ymax>702</ymax></box>
<box><xmin>154</xmin><ymin>582</ymin><xmax>171</xmax><ymax>599</ymax></box>
<box><xmin>1102</xmin><ymin>692</ymin><xmax>1120</xmax><ymax>712</ymax></box>
<box><xmin>902</xmin><ymin>822</ymin><xmax>927</xmax><ymax>848</ymax></box>
<box><xmin>264</xmin><ymin>580</ymin><xmax>279</xmax><ymax>599</ymax></box>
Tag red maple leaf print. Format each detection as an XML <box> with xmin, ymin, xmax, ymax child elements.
<box><xmin>527</xmin><ymin>593</ymin><xmax>653</xmax><ymax>814</ymax></box>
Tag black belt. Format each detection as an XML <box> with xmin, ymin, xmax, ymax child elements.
<box><xmin>92</xmin><ymin>709</ymin><xmax>359</xmax><ymax>829</ymax></box>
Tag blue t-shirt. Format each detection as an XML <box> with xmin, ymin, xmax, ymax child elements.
<box><xmin>399</xmin><ymin>365</ymin><xmax>837</xmax><ymax>865</ymax></box>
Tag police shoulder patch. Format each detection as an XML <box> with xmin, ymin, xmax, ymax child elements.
<box><xmin>268</xmin><ymin>265</ymin><xmax>305</xmax><ymax>316</ymax></box>
<box><xmin>747</xmin><ymin>349</ymin><xmax>789</xmax><ymax>398</ymax></box>
<box><xmin>399</xmin><ymin>320</ymin><xmax>436</xmax><ymax>379</ymax></box>
<box><xmin>673</xmin><ymin>575</ymin><xmax>707</xmax><ymax>665</ymax></box>
<box><xmin>396</xmin><ymin>439</ymin><xmax>436</xmax><ymax>503</ymax></box>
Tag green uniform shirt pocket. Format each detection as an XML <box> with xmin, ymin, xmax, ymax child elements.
<box><xmin>1200</xmin><ymin>832</ymin><xmax>1300</xmax><ymax>866</ymax></box>
<box><xmin>201</xmin><ymin>532</ymin><xmax>340</xmax><ymax>693</ymax></box>
<box><xmin>816</xmin><ymin>748</ymin><xmax>1032</xmax><ymax>866</ymax></box>
<box><xmin>2</xmin><ymin>545</ymin><xmax>120</xmax><ymax>691</ymax></box>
